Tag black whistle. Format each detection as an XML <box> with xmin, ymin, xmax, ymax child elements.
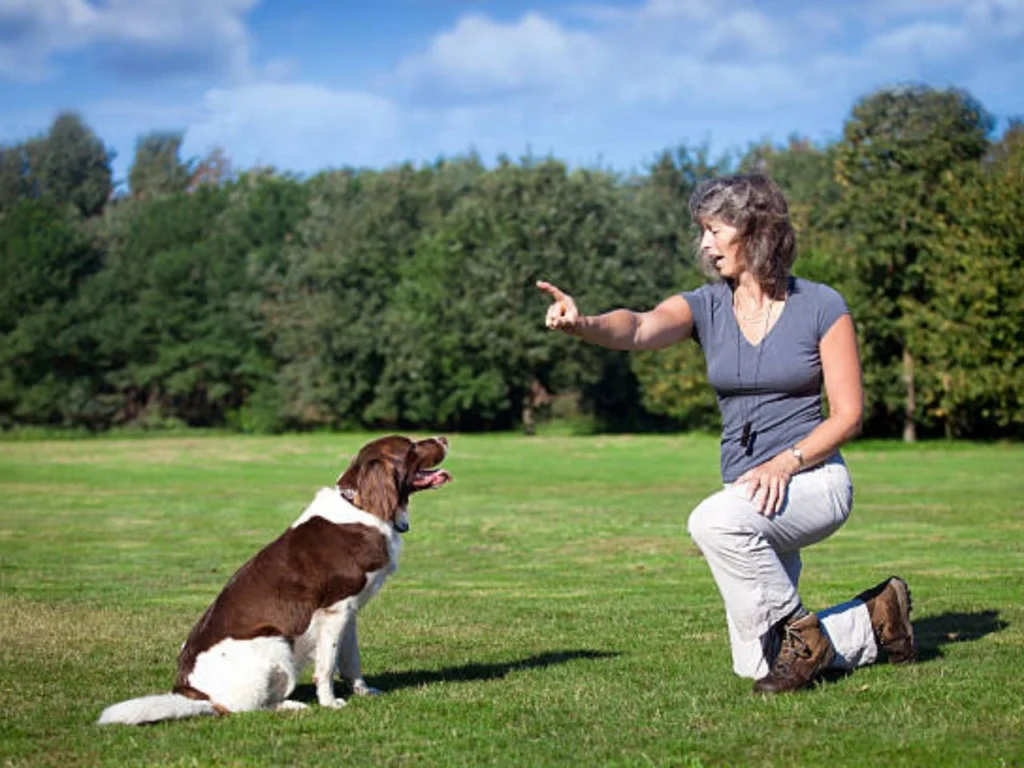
<box><xmin>740</xmin><ymin>422</ymin><xmax>752</xmax><ymax>447</ymax></box>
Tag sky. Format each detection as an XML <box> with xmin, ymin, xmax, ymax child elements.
<box><xmin>1</xmin><ymin>0</ymin><xmax>1022</xmax><ymax>187</ymax></box>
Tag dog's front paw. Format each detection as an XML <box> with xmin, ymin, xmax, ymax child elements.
<box><xmin>315</xmin><ymin>677</ymin><xmax>345</xmax><ymax>709</ymax></box>
<box><xmin>276</xmin><ymin>700</ymin><xmax>308</xmax><ymax>712</ymax></box>
<box><xmin>352</xmin><ymin>680</ymin><xmax>382</xmax><ymax>697</ymax></box>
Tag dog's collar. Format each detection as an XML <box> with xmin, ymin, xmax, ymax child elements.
<box><xmin>337</xmin><ymin>486</ymin><xmax>408</xmax><ymax>534</ymax></box>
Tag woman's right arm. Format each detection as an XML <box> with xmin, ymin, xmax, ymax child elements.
<box><xmin>537</xmin><ymin>281</ymin><xmax>694</xmax><ymax>351</ymax></box>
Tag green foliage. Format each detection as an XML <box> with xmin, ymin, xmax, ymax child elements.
<box><xmin>1</xmin><ymin>113</ymin><xmax>113</xmax><ymax>218</ymax></box>
<box><xmin>60</xmin><ymin>173</ymin><xmax>308</xmax><ymax>430</ymax></box>
<box><xmin>740</xmin><ymin>136</ymin><xmax>842</xmax><ymax>248</ymax></box>
<box><xmin>0</xmin><ymin>88</ymin><xmax>1020</xmax><ymax>438</ymax></box>
<box><xmin>0</xmin><ymin>142</ymin><xmax>31</xmax><ymax>213</ymax></box>
<box><xmin>627</xmin><ymin>145</ymin><xmax>723</xmax><ymax>428</ymax></box>
<box><xmin>29</xmin><ymin>112</ymin><xmax>113</xmax><ymax>217</ymax></box>
<box><xmin>255</xmin><ymin>160</ymin><xmax>479</xmax><ymax>429</ymax></box>
<box><xmin>128</xmin><ymin>131</ymin><xmax>195</xmax><ymax>200</ymax></box>
<box><xmin>0</xmin><ymin>199</ymin><xmax>102</xmax><ymax>426</ymax></box>
<box><xmin>915</xmin><ymin>130</ymin><xmax>1024</xmax><ymax>436</ymax></box>
<box><xmin>833</xmin><ymin>85</ymin><xmax>995</xmax><ymax>438</ymax></box>
<box><xmin>632</xmin><ymin>345</ymin><xmax>720</xmax><ymax>430</ymax></box>
<box><xmin>370</xmin><ymin>159</ymin><xmax>656</xmax><ymax>429</ymax></box>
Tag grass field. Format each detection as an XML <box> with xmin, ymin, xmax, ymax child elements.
<box><xmin>1</xmin><ymin>432</ymin><xmax>1022</xmax><ymax>767</ymax></box>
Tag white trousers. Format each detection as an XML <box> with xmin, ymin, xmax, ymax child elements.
<box><xmin>687</xmin><ymin>456</ymin><xmax>878</xmax><ymax>679</ymax></box>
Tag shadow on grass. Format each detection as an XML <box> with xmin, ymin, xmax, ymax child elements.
<box><xmin>913</xmin><ymin>609</ymin><xmax>1008</xmax><ymax>662</ymax></box>
<box><xmin>293</xmin><ymin>649</ymin><xmax>620</xmax><ymax>701</ymax></box>
<box><xmin>819</xmin><ymin>609</ymin><xmax>1007</xmax><ymax>684</ymax></box>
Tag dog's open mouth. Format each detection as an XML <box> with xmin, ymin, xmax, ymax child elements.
<box><xmin>411</xmin><ymin>468</ymin><xmax>452</xmax><ymax>491</ymax></box>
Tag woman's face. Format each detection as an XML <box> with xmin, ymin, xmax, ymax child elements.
<box><xmin>699</xmin><ymin>218</ymin><xmax>743</xmax><ymax>278</ymax></box>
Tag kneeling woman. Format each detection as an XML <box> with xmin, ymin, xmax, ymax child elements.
<box><xmin>537</xmin><ymin>173</ymin><xmax>915</xmax><ymax>693</ymax></box>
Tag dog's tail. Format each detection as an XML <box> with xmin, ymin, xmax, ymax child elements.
<box><xmin>97</xmin><ymin>693</ymin><xmax>219</xmax><ymax>726</ymax></box>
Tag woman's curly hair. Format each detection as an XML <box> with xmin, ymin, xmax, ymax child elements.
<box><xmin>689</xmin><ymin>173</ymin><xmax>796</xmax><ymax>297</ymax></box>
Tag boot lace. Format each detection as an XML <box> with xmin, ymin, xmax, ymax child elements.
<box><xmin>771</xmin><ymin>622</ymin><xmax>812</xmax><ymax>676</ymax></box>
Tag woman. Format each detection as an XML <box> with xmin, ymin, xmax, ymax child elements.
<box><xmin>538</xmin><ymin>173</ymin><xmax>915</xmax><ymax>693</ymax></box>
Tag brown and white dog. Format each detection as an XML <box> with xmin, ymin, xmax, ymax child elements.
<box><xmin>98</xmin><ymin>435</ymin><xmax>451</xmax><ymax>725</ymax></box>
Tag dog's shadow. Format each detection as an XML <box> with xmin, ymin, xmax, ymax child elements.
<box><xmin>912</xmin><ymin>609</ymin><xmax>1007</xmax><ymax>662</ymax></box>
<box><xmin>293</xmin><ymin>649</ymin><xmax>619</xmax><ymax>702</ymax></box>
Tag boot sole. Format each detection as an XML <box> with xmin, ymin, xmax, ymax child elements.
<box><xmin>752</xmin><ymin>634</ymin><xmax>837</xmax><ymax>694</ymax></box>
<box><xmin>888</xmin><ymin>576</ymin><xmax>916</xmax><ymax>664</ymax></box>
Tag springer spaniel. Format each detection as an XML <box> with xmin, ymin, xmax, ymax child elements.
<box><xmin>98</xmin><ymin>435</ymin><xmax>451</xmax><ymax>725</ymax></box>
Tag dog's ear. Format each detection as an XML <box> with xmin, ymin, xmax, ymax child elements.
<box><xmin>337</xmin><ymin>464</ymin><xmax>357</xmax><ymax>489</ymax></box>
<box><xmin>356</xmin><ymin>458</ymin><xmax>399</xmax><ymax>522</ymax></box>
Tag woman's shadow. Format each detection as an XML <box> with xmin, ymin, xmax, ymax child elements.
<box><xmin>293</xmin><ymin>649</ymin><xmax>619</xmax><ymax>701</ymax></box>
<box><xmin>913</xmin><ymin>609</ymin><xmax>1007</xmax><ymax>662</ymax></box>
<box><xmin>822</xmin><ymin>608</ymin><xmax>1007</xmax><ymax>682</ymax></box>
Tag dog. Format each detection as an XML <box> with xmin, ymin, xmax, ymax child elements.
<box><xmin>97</xmin><ymin>435</ymin><xmax>451</xmax><ymax>725</ymax></box>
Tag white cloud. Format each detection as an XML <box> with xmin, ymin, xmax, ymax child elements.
<box><xmin>867</xmin><ymin>21</ymin><xmax>969</xmax><ymax>61</ymax></box>
<box><xmin>181</xmin><ymin>83</ymin><xmax>402</xmax><ymax>171</ymax></box>
<box><xmin>572</xmin><ymin>0</ymin><xmax>715</xmax><ymax>26</ymax></box>
<box><xmin>640</xmin><ymin>0</ymin><xmax>717</xmax><ymax>21</ymax></box>
<box><xmin>393</xmin><ymin>4</ymin><xmax>806</xmax><ymax>116</ymax></box>
<box><xmin>966</xmin><ymin>0</ymin><xmax>1024</xmax><ymax>36</ymax></box>
<box><xmin>156</xmin><ymin>1</ymin><xmax>1022</xmax><ymax>175</ymax></box>
<box><xmin>697</xmin><ymin>9</ymin><xmax>787</xmax><ymax>58</ymax></box>
<box><xmin>397</xmin><ymin>12</ymin><xmax>606</xmax><ymax>100</ymax></box>
<box><xmin>19</xmin><ymin>0</ymin><xmax>1017</xmax><ymax>181</ymax></box>
<box><xmin>0</xmin><ymin>0</ymin><xmax>256</xmax><ymax>82</ymax></box>
<box><xmin>395</xmin><ymin>1</ymin><xmax>1022</xmax><ymax>120</ymax></box>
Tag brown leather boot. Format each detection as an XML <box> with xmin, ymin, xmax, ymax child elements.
<box><xmin>753</xmin><ymin>613</ymin><xmax>836</xmax><ymax>694</ymax></box>
<box><xmin>856</xmin><ymin>576</ymin><xmax>916</xmax><ymax>664</ymax></box>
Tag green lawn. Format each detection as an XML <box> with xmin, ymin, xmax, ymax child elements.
<box><xmin>1</xmin><ymin>433</ymin><xmax>1022</xmax><ymax>767</ymax></box>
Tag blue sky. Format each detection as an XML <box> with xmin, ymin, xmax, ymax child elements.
<box><xmin>1</xmin><ymin>0</ymin><xmax>1022</xmax><ymax>187</ymax></box>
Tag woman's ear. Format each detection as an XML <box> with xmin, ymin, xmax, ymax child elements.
<box><xmin>357</xmin><ymin>458</ymin><xmax>399</xmax><ymax>522</ymax></box>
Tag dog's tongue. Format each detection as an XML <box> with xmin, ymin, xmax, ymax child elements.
<box><xmin>413</xmin><ymin>469</ymin><xmax>452</xmax><ymax>489</ymax></box>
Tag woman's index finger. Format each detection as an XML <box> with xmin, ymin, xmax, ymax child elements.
<box><xmin>536</xmin><ymin>280</ymin><xmax>567</xmax><ymax>302</ymax></box>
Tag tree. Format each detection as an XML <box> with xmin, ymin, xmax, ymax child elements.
<box><xmin>219</xmin><ymin>169</ymin><xmax>309</xmax><ymax>432</ymax></box>
<box><xmin>0</xmin><ymin>199</ymin><xmax>102</xmax><ymax>426</ymax></box>
<box><xmin>70</xmin><ymin>171</ymin><xmax>309</xmax><ymax>431</ymax></box>
<box><xmin>27</xmin><ymin>112</ymin><xmax>113</xmax><ymax>217</ymax></box>
<box><xmin>739</xmin><ymin>136</ymin><xmax>842</xmax><ymax>243</ymax></box>
<box><xmin>833</xmin><ymin>85</ymin><xmax>993</xmax><ymax>440</ymax></box>
<box><xmin>0</xmin><ymin>143</ymin><xmax>30</xmax><ymax>214</ymax></box>
<box><xmin>190</xmin><ymin>146</ymin><xmax>235</xmax><ymax>190</ymax></box>
<box><xmin>255</xmin><ymin>160</ymin><xmax>479</xmax><ymax>429</ymax></box>
<box><xmin>369</xmin><ymin>158</ymin><xmax>668</xmax><ymax>431</ymax></box>
<box><xmin>915</xmin><ymin>127</ymin><xmax>1024</xmax><ymax>437</ymax></box>
<box><xmin>128</xmin><ymin>131</ymin><xmax>194</xmax><ymax>200</ymax></box>
<box><xmin>627</xmin><ymin>144</ymin><xmax>725</xmax><ymax>431</ymax></box>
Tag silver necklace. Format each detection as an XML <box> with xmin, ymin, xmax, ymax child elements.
<box><xmin>737</xmin><ymin>301</ymin><xmax>774</xmax><ymax>449</ymax></box>
<box><xmin>734</xmin><ymin>293</ymin><xmax>771</xmax><ymax>323</ymax></box>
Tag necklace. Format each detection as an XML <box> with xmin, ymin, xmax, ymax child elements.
<box><xmin>734</xmin><ymin>291</ymin><xmax>774</xmax><ymax>324</ymax></box>
<box><xmin>736</xmin><ymin>301</ymin><xmax>774</xmax><ymax>449</ymax></box>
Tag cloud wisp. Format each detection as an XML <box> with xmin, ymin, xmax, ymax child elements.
<box><xmin>0</xmin><ymin>0</ymin><xmax>256</xmax><ymax>82</ymax></box>
<box><xmin>5</xmin><ymin>0</ymin><xmax>1021</xmax><ymax>177</ymax></box>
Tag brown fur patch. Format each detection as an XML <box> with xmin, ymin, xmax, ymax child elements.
<box><xmin>173</xmin><ymin>518</ymin><xmax>389</xmax><ymax>692</ymax></box>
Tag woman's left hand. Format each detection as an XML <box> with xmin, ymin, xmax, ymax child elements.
<box><xmin>736</xmin><ymin>454</ymin><xmax>797</xmax><ymax>517</ymax></box>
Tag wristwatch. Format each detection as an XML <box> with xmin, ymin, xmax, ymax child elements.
<box><xmin>790</xmin><ymin>447</ymin><xmax>805</xmax><ymax>468</ymax></box>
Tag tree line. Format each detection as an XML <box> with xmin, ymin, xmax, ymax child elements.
<box><xmin>1</xmin><ymin>84</ymin><xmax>1021</xmax><ymax>439</ymax></box>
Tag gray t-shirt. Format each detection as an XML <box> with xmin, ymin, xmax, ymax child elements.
<box><xmin>682</xmin><ymin>276</ymin><xmax>850</xmax><ymax>483</ymax></box>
